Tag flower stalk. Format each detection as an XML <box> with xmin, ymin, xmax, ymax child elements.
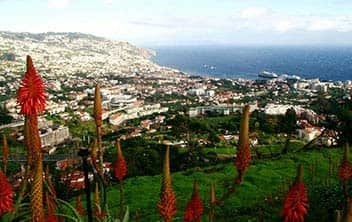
<box><xmin>157</xmin><ymin>146</ymin><xmax>177</xmax><ymax>222</ymax></box>
<box><xmin>209</xmin><ymin>182</ymin><xmax>216</xmax><ymax>222</ymax></box>
<box><xmin>235</xmin><ymin>104</ymin><xmax>251</xmax><ymax>184</ymax></box>
<box><xmin>2</xmin><ymin>134</ymin><xmax>9</xmax><ymax>174</ymax></box>
<box><xmin>183</xmin><ymin>180</ymin><xmax>203</xmax><ymax>222</ymax></box>
<box><xmin>114</xmin><ymin>139</ymin><xmax>127</xmax><ymax>220</ymax></box>
<box><xmin>93</xmin><ymin>84</ymin><xmax>108</xmax><ymax>215</ymax></box>
<box><xmin>75</xmin><ymin>195</ymin><xmax>85</xmax><ymax>216</ymax></box>
<box><xmin>342</xmin><ymin>198</ymin><xmax>352</xmax><ymax>222</ymax></box>
<box><xmin>339</xmin><ymin>143</ymin><xmax>352</xmax><ymax>197</ymax></box>
<box><xmin>281</xmin><ymin>164</ymin><xmax>308</xmax><ymax>222</ymax></box>
<box><xmin>17</xmin><ymin>55</ymin><xmax>46</xmax><ymax>222</ymax></box>
<box><xmin>94</xmin><ymin>84</ymin><xmax>103</xmax><ymax>175</ymax></box>
<box><xmin>78</xmin><ymin>148</ymin><xmax>93</xmax><ymax>222</ymax></box>
<box><xmin>219</xmin><ymin>105</ymin><xmax>251</xmax><ymax>203</ymax></box>
<box><xmin>94</xmin><ymin>183</ymin><xmax>105</xmax><ymax>219</ymax></box>
<box><xmin>0</xmin><ymin>170</ymin><xmax>14</xmax><ymax>217</ymax></box>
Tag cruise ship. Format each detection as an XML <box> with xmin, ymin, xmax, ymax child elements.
<box><xmin>258</xmin><ymin>71</ymin><xmax>278</xmax><ymax>78</ymax></box>
<box><xmin>259</xmin><ymin>71</ymin><xmax>302</xmax><ymax>80</ymax></box>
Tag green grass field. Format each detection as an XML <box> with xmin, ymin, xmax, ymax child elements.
<box><xmin>102</xmin><ymin>147</ymin><xmax>343</xmax><ymax>222</ymax></box>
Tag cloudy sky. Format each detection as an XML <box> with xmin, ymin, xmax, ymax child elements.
<box><xmin>1</xmin><ymin>0</ymin><xmax>352</xmax><ymax>45</ymax></box>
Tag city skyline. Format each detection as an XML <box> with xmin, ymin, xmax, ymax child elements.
<box><xmin>1</xmin><ymin>0</ymin><xmax>352</xmax><ymax>46</ymax></box>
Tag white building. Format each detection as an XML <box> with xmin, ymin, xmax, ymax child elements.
<box><xmin>40</xmin><ymin>126</ymin><xmax>71</xmax><ymax>147</ymax></box>
<box><xmin>187</xmin><ymin>88</ymin><xmax>205</xmax><ymax>96</ymax></box>
<box><xmin>110</xmin><ymin>95</ymin><xmax>137</xmax><ymax>108</ymax></box>
<box><xmin>297</xmin><ymin>127</ymin><xmax>323</xmax><ymax>141</ymax></box>
<box><xmin>206</xmin><ymin>90</ymin><xmax>215</xmax><ymax>97</ymax></box>
<box><xmin>46</xmin><ymin>102</ymin><xmax>67</xmax><ymax>115</ymax></box>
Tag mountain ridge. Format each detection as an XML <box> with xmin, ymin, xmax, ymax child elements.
<box><xmin>0</xmin><ymin>31</ymin><xmax>106</xmax><ymax>42</ymax></box>
<box><xmin>0</xmin><ymin>31</ymin><xmax>162</xmax><ymax>77</ymax></box>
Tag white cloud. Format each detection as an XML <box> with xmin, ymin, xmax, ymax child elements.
<box><xmin>48</xmin><ymin>0</ymin><xmax>71</xmax><ymax>9</ymax></box>
<box><xmin>5</xmin><ymin>3</ymin><xmax>351</xmax><ymax>44</ymax></box>
<box><xmin>307</xmin><ymin>18</ymin><xmax>352</xmax><ymax>32</ymax></box>
<box><xmin>240</xmin><ymin>7</ymin><xmax>270</xmax><ymax>19</ymax></box>
<box><xmin>308</xmin><ymin>19</ymin><xmax>337</xmax><ymax>31</ymax></box>
<box><xmin>231</xmin><ymin>7</ymin><xmax>352</xmax><ymax>34</ymax></box>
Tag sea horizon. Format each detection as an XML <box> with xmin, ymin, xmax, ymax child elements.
<box><xmin>151</xmin><ymin>44</ymin><xmax>352</xmax><ymax>81</ymax></box>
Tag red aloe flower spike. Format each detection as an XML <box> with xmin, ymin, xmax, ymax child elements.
<box><xmin>45</xmin><ymin>192</ymin><xmax>56</xmax><ymax>222</ymax></box>
<box><xmin>157</xmin><ymin>146</ymin><xmax>177</xmax><ymax>222</ymax></box>
<box><xmin>75</xmin><ymin>195</ymin><xmax>85</xmax><ymax>216</ymax></box>
<box><xmin>114</xmin><ymin>139</ymin><xmax>127</xmax><ymax>181</ymax></box>
<box><xmin>45</xmin><ymin>215</ymin><xmax>57</xmax><ymax>222</ymax></box>
<box><xmin>2</xmin><ymin>134</ymin><xmax>9</xmax><ymax>174</ymax></box>
<box><xmin>17</xmin><ymin>55</ymin><xmax>46</xmax><ymax>115</ymax></box>
<box><xmin>338</xmin><ymin>143</ymin><xmax>352</xmax><ymax>183</ymax></box>
<box><xmin>17</xmin><ymin>56</ymin><xmax>45</xmax><ymax>221</ymax></box>
<box><xmin>115</xmin><ymin>139</ymin><xmax>127</xmax><ymax>220</ymax></box>
<box><xmin>281</xmin><ymin>164</ymin><xmax>308</xmax><ymax>222</ymax></box>
<box><xmin>183</xmin><ymin>180</ymin><xmax>204</xmax><ymax>222</ymax></box>
<box><xmin>0</xmin><ymin>170</ymin><xmax>14</xmax><ymax>217</ymax></box>
<box><xmin>45</xmin><ymin>166</ymin><xmax>57</xmax><ymax>222</ymax></box>
<box><xmin>45</xmin><ymin>166</ymin><xmax>56</xmax><ymax>198</ymax></box>
<box><xmin>235</xmin><ymin>104</ymin><xmax>251</xmax><ymax>183</ymax></box>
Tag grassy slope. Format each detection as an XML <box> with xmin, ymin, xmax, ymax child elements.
<box><xmin>104</xmin><ymin>148</ymin><xmax>342</xmax><ymax>221</ymax></box>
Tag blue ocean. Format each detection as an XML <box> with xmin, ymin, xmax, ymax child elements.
<box><xmin>151</xmin><ymin>45</ymin><xmax>352</xmax><ymax>81</ymax></box>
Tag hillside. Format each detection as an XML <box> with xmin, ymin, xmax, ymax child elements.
<box><xmin>0</xmin><ymin>31</ymin><xmax>159</xmax><ymax>77</ymax></box>
<box><xmin>103</xmin><ymin>148</ymin><xmax>343</xmax><ymax>222</ymax></box>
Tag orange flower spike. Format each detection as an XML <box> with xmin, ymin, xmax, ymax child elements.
<box><xmin>281</xmin><ymin>164</ymin><xmax>308</xmax><ymax>222</ymax></box>
<box><xmin>338</xmin><ymin>143</ymin><xmax>352</xmax><ymax>183</ymax></box>
<box><xmin>44</xmin><ymin>167</ymin><xmax>57</xmax><ymax>222</ymax></box>
<box><xmin>94</xmin><ymin>84</ymin><xmax>104</xmax><ymax>172</ymax></box>
<box><xmin>157</xmin><ymin>146</ymin><xmax>177</xmax><ymax>222</ymax></box>
<box><xmin>94</xmin><ymin>183</ymin><xmax>100</xmax><ymax>213</ymax></box>
<box><xmin>2</xmin><ymin>134</ymin><xmax>9</xmax><ymax>174</ymax></box>
<box><xmin>93</xmin><ymin>84</ymin><xmax>102</xmax><ymax>127</ymax></box>
<box><xmin>183</xmin><ymin>180</ymin><xmax>204</xmax><ymax>222</ymax></box>
<box><xmin>17</xmin><ymin>56</ymin><xmax>46</xmax><ymax>115</ymax></box>
<box><xmin>91</xmin><ymin>139</ymin><xmax>98</xmax><ymax>165</ymax></box>
<box><xmin>24</xmin><ymin>117</ymin><xmax>33</xmax><ymax>167</ymax></box>
<box><xmin>0</xmin><ymin>170</ymin><xmax>14</xmax><ymax>217</ymax></box>
<box><xmin>342</xmin><ymin>198</ymin><xmax>352</xmax><ymax>222</ymax></box>
<box><xmin>31</xmin><ymin>158</ymin><xmax>44</xmax><ymax>221</ymax></box>
<box><xmin>114</xmin><ymin>139</ymin><xmax>127</xmax><ymax>181</ymax></box>
<box><xmin>75</xmin><ymin>196</ymin><xmax>85</xmax><ymax>216</ymax></box>
<box><xmin>94</xmin><ymin>183</ymin><xmax>105</xmax><ymax>219</ymax></box>
<box><xmin>45</xmin><ymin>166</ymin><xmax>56</xmax><ymax>198</ymax></box>
<box><xmin>235</xmin><ymin>104</ymin><xmax>251</xmax><ymax>183</ymax></box>
<box><xmin>45</xmin><ymin>192</ymin><xmax>56</xmax><ymax>222</ymax></box>
<box><xmin>45</xmin><ymin>215</ymin><xmax>57</xmax><ymax>222</ymax></box>
<box><xmin>17</xmin><ymin>56</ymin><xmax>45</xmax><ymax>222</ymax></box>
<box><xmin>45</xmin><ymin>215</ymin><xmax>58</xmax><ymax>222</ymax></box>
<box><xmin>209</xmin><ymin>182</ymin><xmax>216</xmax><ymax>222</ymax></box>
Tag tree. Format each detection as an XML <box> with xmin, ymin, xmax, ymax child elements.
<box><xmin>281</xmin><ymin>108</ymin><xmax>298</xmax><ymax>134</ymax></box>
<box><xmin>0</xmin><ymin>107</ymin><xmax>13</xmax><ymax>125</ymax></box>
<box><xmin>337</xmin><ymin>105</ymin><xmax>352</xmax><ymax>145</ymax></box>
<box><xmin>281</xmin><ymin>108</ymin><xmax>297</xmax><ymax>154</ymax></box>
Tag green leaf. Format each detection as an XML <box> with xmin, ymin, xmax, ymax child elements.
<box><xmin>122</xmin><ymin>206</ymin><xmax>129</xmax><ymax>222</ymax></box>
<box><xmin>56</xmin><ymin>199</ymin><xmax>84</xmax><ymax>221</ymax></box>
